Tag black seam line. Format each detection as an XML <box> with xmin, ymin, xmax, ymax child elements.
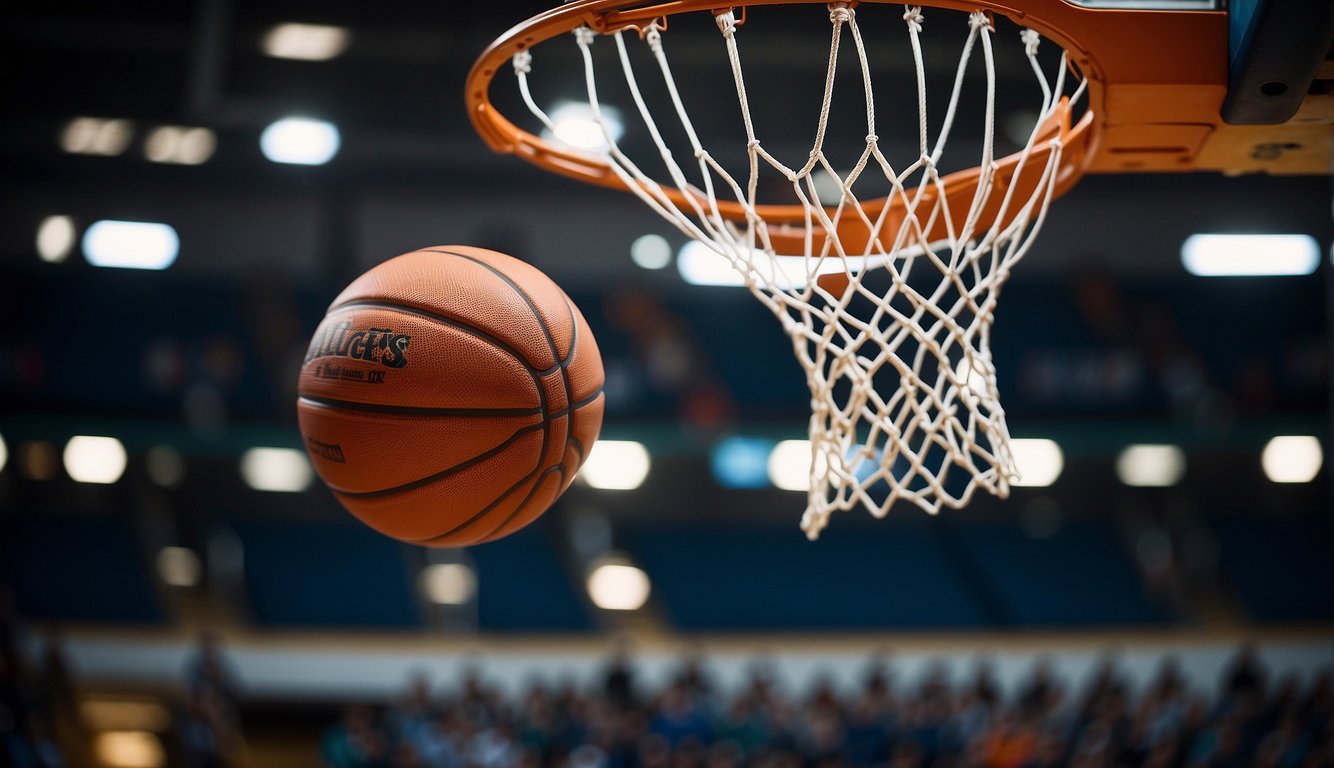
<box><xmin>298</xmin><ymin>395</ymin><xmax>542</xmax><ymax>419</ymax></box>
<box><xmin>427</xmin><ymin>248</ymin><xmax>567</xmax><ymax>501</ymax></box>
<box><xmin>332</xmin><ymin>423</ymin><xmax>544</xmax><ymax>499</ymax></box>
<box><xmin>478</xmin><ymin>464</ymin><xmax>568</xmax><ymax>542</ymax></box>
<box><xmin>416</xmin><ymin>464</ymin><xmax>567</xmax><ymax>545</ymax></box>
<box><xmin>422</xmin><ymin>249</ymin><xmax>567</xmax><ymax>372</ymax></box>
<box><xmin>324</xmin><ymin>300</ymin><xmax>562</xmax><ymax>378</ymax></box>
<box><xmin>403</xmin><ymin>392</ymin><xmax>598</xmax><ymax>544</ymax></box>
<box><xmin>299</xmin><ymin>388</ymin><xmax>600</xmax><ymax>423</ymax></box>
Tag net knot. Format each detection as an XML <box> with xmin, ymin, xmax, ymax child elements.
<box><xmin>902</xmin><ymin>6</ymin><xmax>924</xmax><ymax>32</ymax></box>
<box><xmin>715</xmin><ymin>10</ymin><xmax>738</xmax><ymax>38</ymax></box>
<box><xmin>828</xmin><ymin>3</ymin><xmax>854</xmax><ymax>25</ymax></box>
<box><xmin>645</xmin><ymin>25</ymin><xmax>663</xmax><ymax>52</ymax></box>
<box><xmin>511</xmin><ymin>50</ymin><xmax>532</xmax><ymax>75</ymax></box>
<box><xmin>865</xmin><ymin>133</ymin><xmax>879</xmax><ymax>145</ymax></box>
<box><xmin>573</xmin><ymin>26</ymin><xmax>596</xmax><ymax>47</ymax></box>
<box><xmin>968</xmin><ymin>11</ymin><xmax>994</xmax><ymax>33</ymax></box>
<box><xmin>1020</xmin><ymin>28</ymin><xmax>1041</xmax><ymax>56</ymax></box>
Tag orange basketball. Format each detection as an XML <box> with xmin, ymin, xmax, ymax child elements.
<box><xmin>296</xmin><ymin>246</ymin><xmax>604</xmax><ymax>547</ymax></box>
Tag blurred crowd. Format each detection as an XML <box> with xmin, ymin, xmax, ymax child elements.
<box><xmin>2</xmin><ymin>590</ymin><xmax>1330</xmax><ymax>768</ymax></box>
<box><xmin>321</xmin><ymin>648</ymin><xmax>1332</xmax><ymax>768</ymax></box>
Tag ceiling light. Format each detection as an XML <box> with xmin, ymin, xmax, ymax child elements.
<box><xmin>675</xmin><ymin>240</ymin><xmax>873</xmax><ymax>289</ymax></box>
<box><xmin>144</xmin><ymin>126</ymin><xmax>216</xmax><ymax>165</ymax></box>
<box><xmin>82</xmin><ymin>220</ymin><xmax>179</xmax><ymax>270</ymax></box>
<box><xmin>63</xmin><ymin>435</ymin><xmax>128</xmax><ymax>484</ymax></box>
<box><xmin>239</xmin><ymin>447</ymin><xmax>312</xmax><ymax>492</ymax></box>
<box><xmin>630</xmin><ymin>234</ymin><xmax>672</xmax><ymax>270</ymax></box>
<box><xmin>96</xmin><ymin>731</ymin><xmax>165</xmax><ymax>768</ymax></box>
<box><xmin>260</xmin><ymin>117</ymin><xmax>340</xmax><ymax>165</ymax></box>
<box><xmin>1115</xmin><ymin>444</ymin><xmax>1186</xmax><ymax>487</ymax></box>
<box><xmin>37</xmin><ymin>215</ymin><xmax>76</xmax><ymax>262</ymax></box>
<box><xmin>586</xmin><ymin>558</ymin><xmax>651</xmax><ymax>610</ymax></box>
<box><xmin>1009</xmin><ymin>438</ymin><xmax>1064</xmax><ymax>487</ymax></box>
<box><xmin>768</xmin><ymin>439</ymin><xmax>826</xmax><ymax>492</ymax></box>
<box><xmin>420</xmin><ymin>563</ymin><xmax>477</xmax><ymax>605</ymax></box>
<box><xmin>0</xmin><ymin>432</ymin><xmax>7</xmax><ymax>473</ymax></box>
<box><xmin>1181</xmin><ymin>234</ymin><xmax>1318</xmax><ymax>276</ymax></box>
<box><xmin>544</xmin><ymin>103</ymin><xmax>623</xmax><ymax>152</ymax></box>
<box><xmin>262</xmin><ymin>23</ymin><xmax>350</xmax><ymax>61</ymax></box>
<box><xmin>1261</xmin><ymin>435</ymin><xmax>1322</xmax><ymax>483</ymax></box>
<box><xmin>60</xmin><ymin>117</ymin><xmax>133</xmax><ymax>156</ymax></box>
<box><xmin>577</xmin><ymin>440</ymin><xmax>650</xmax><ymax>490</ymax></box>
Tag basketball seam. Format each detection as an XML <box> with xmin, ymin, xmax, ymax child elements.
<box><xmin>411</xmin><ymin>464</ymin><xmax>569</xmax><ymax>547</ymax></box>
<box><xmin>425</xmin><ymin>248</ymin><xmax>577</xmax><ymax>542</ymax></box>
<box><xmin>331</xmin><ymin>423</ymin><xmax>544</xmax><ymax>499</ymax></box>
<box><xmin>298</xmin><ymin>394</ymin><xmax>542</xmax><ymax>418</ymax></box>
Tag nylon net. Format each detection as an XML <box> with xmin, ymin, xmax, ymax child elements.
<box><xmin>510</xmin><ymin>3</ymin><xmax>1086</xmax><ymax>538</ymax></box>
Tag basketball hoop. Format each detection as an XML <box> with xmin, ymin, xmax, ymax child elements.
<box><xmin>465</xmin><ymin>1</ymin><xmax>1228</xmax><ymax>537</ymax></box>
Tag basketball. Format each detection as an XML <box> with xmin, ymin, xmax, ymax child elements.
<box><xmin>296</xmin><ymin>246</ymin><xmax>604</xmax><ymax>547</ymax></box>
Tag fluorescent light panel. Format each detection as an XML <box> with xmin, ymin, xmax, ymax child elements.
<box><xmin>1115</xmin><ymin>444</ymin><xmax>1185</xmax><ymax>487</ymax></box>
<box><xmin>1009</xmin><ymin>438</ymin><xmax>1064</xmax><ymax>487</ymax></box>
<box><xmin>144</xmin><ymin>126</ymin><xmax>216</xmax><ymax>165</ymax></box>
<box><xmin>61</xmin><ymin>117</ymin><xmax>133</xmax><ymax>156</ymax></box>
<box><xmin>1261</xmin><ymin>435</ymin><xmax>1322</xmax><ymax>483</ymax></box>
<box><xmin>82</xmin><ymin>220</ymin><xmax>179</xmax><ymax>270</ymax></box>
<box><xmin>578</xmin><ymin>440</ymin><xmax>651</xmax><ymax>490</ymax></box>
<box><xmin>768</xmin><ymin>439</ymin><xmax>822</xmax><ymax>492</ymax></box>
<box><xmin>260</xmin><ymin>117</ymin><xmax>340</xmax><ymax>165</ymax></box>
<box><xmin>63</xmin><ymin>435</ymin><xmax>127</xmax><ymax>484</ymax></box>
<box><xmin>262</xmin><ymin>23</ymin><xmax>350</xmax><ymax>61</ymax></box>
<box><xmin>586</xmin><ymin>560</ymin><xmax>651</xmax><ymax>610</ymax></box>
<box><xmin>37</xmin><ymin>215</ymin><xmax>76</xmax><ymax>262</ymax></box>
<box><xmin>97</xmin><ymin>731</ymin><xmax>165</xmax><ymax>768</ymax></box>
<box><xmin>239</xmin><ymin>447</ymin><xmax>313</xmax><ymax>492</ymax></box>
<box><xmin>543</xmin><ymin>102</ymin><xmax>623</xmax><ymax>152</ymax></box>
<box><xmin>1181</xmin><ymin>234</ymin><xmax>1318</xmax><ymax>276</ymax></box>
<box><xmin>676</xmin><ymin>241</ymin><xmax>885</xmax><ymax>289</ymax></box>
<box><xmin>420</xmin><ymin>563</ymin><xmax>477</xmax><ymax>605</ymax></box>
<box><xmin>631</xmin><ymin>234</ymin><xmax>672</xmax><ymax>270</ymax></box>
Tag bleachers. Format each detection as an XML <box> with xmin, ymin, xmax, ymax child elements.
<box><xmin>0</xmin><ymin>514</ymin><xmax>161</xmax><ymax>624</ymax></box>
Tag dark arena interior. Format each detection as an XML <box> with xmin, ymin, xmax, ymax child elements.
<box><xmin>0</xmin><ymin>2</ymin><xmax>1332</xmax><ymax>767</ymax></box>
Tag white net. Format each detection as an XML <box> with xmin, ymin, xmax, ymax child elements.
<box><xmin>512</xmin><ymin>3</ymin><xmax>1086</xmax><ymax>538</ymax></box>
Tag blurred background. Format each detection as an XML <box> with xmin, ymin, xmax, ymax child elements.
<box><xmin>0</xmin><ymin>2</ymin><xmax>1331</xmax><ymax>767</ymax></box>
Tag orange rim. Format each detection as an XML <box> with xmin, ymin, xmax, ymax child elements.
<box><xmin>466</xmin><ymin>0</ymin><xmax>1227</xmax><ymax>243</ymax></box>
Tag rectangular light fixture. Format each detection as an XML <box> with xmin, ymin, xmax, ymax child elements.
<box><xmin>240</xmin><ymin>447</ymin><xmax>313</xmax><ymax>492</ymax></box>
<box><xmin>1009</xmin><ymin>438</ymin><xmax>1064</xmax><ymax>487</ymax></box>
<box><xmin>60</xmin><ymin>117</ymin><xmax>134</xmax><ymax>156</ymax></box>
<box><xmin>144</xmin><ymin>126</ymin><xmax>216</xmax><ymax>165</ymax></box>
<box><xmin>261</xmin><ymin>23</ymin><xmax>350</xmax><ymax>61</ymax></box>
<box><xmin>577</xmin><ymin>440</ymin><xmax>651</xmax><ymax>490</ymax></box>
<box><xmin>1181</xmin><ymin>234</ymin><xmax>1319</xmax><ymax>276</ymax></box>
<box><xmin>82</xmin><ymin>220</ymin><xmax>179</xmax><ymax>270</ymax></box>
